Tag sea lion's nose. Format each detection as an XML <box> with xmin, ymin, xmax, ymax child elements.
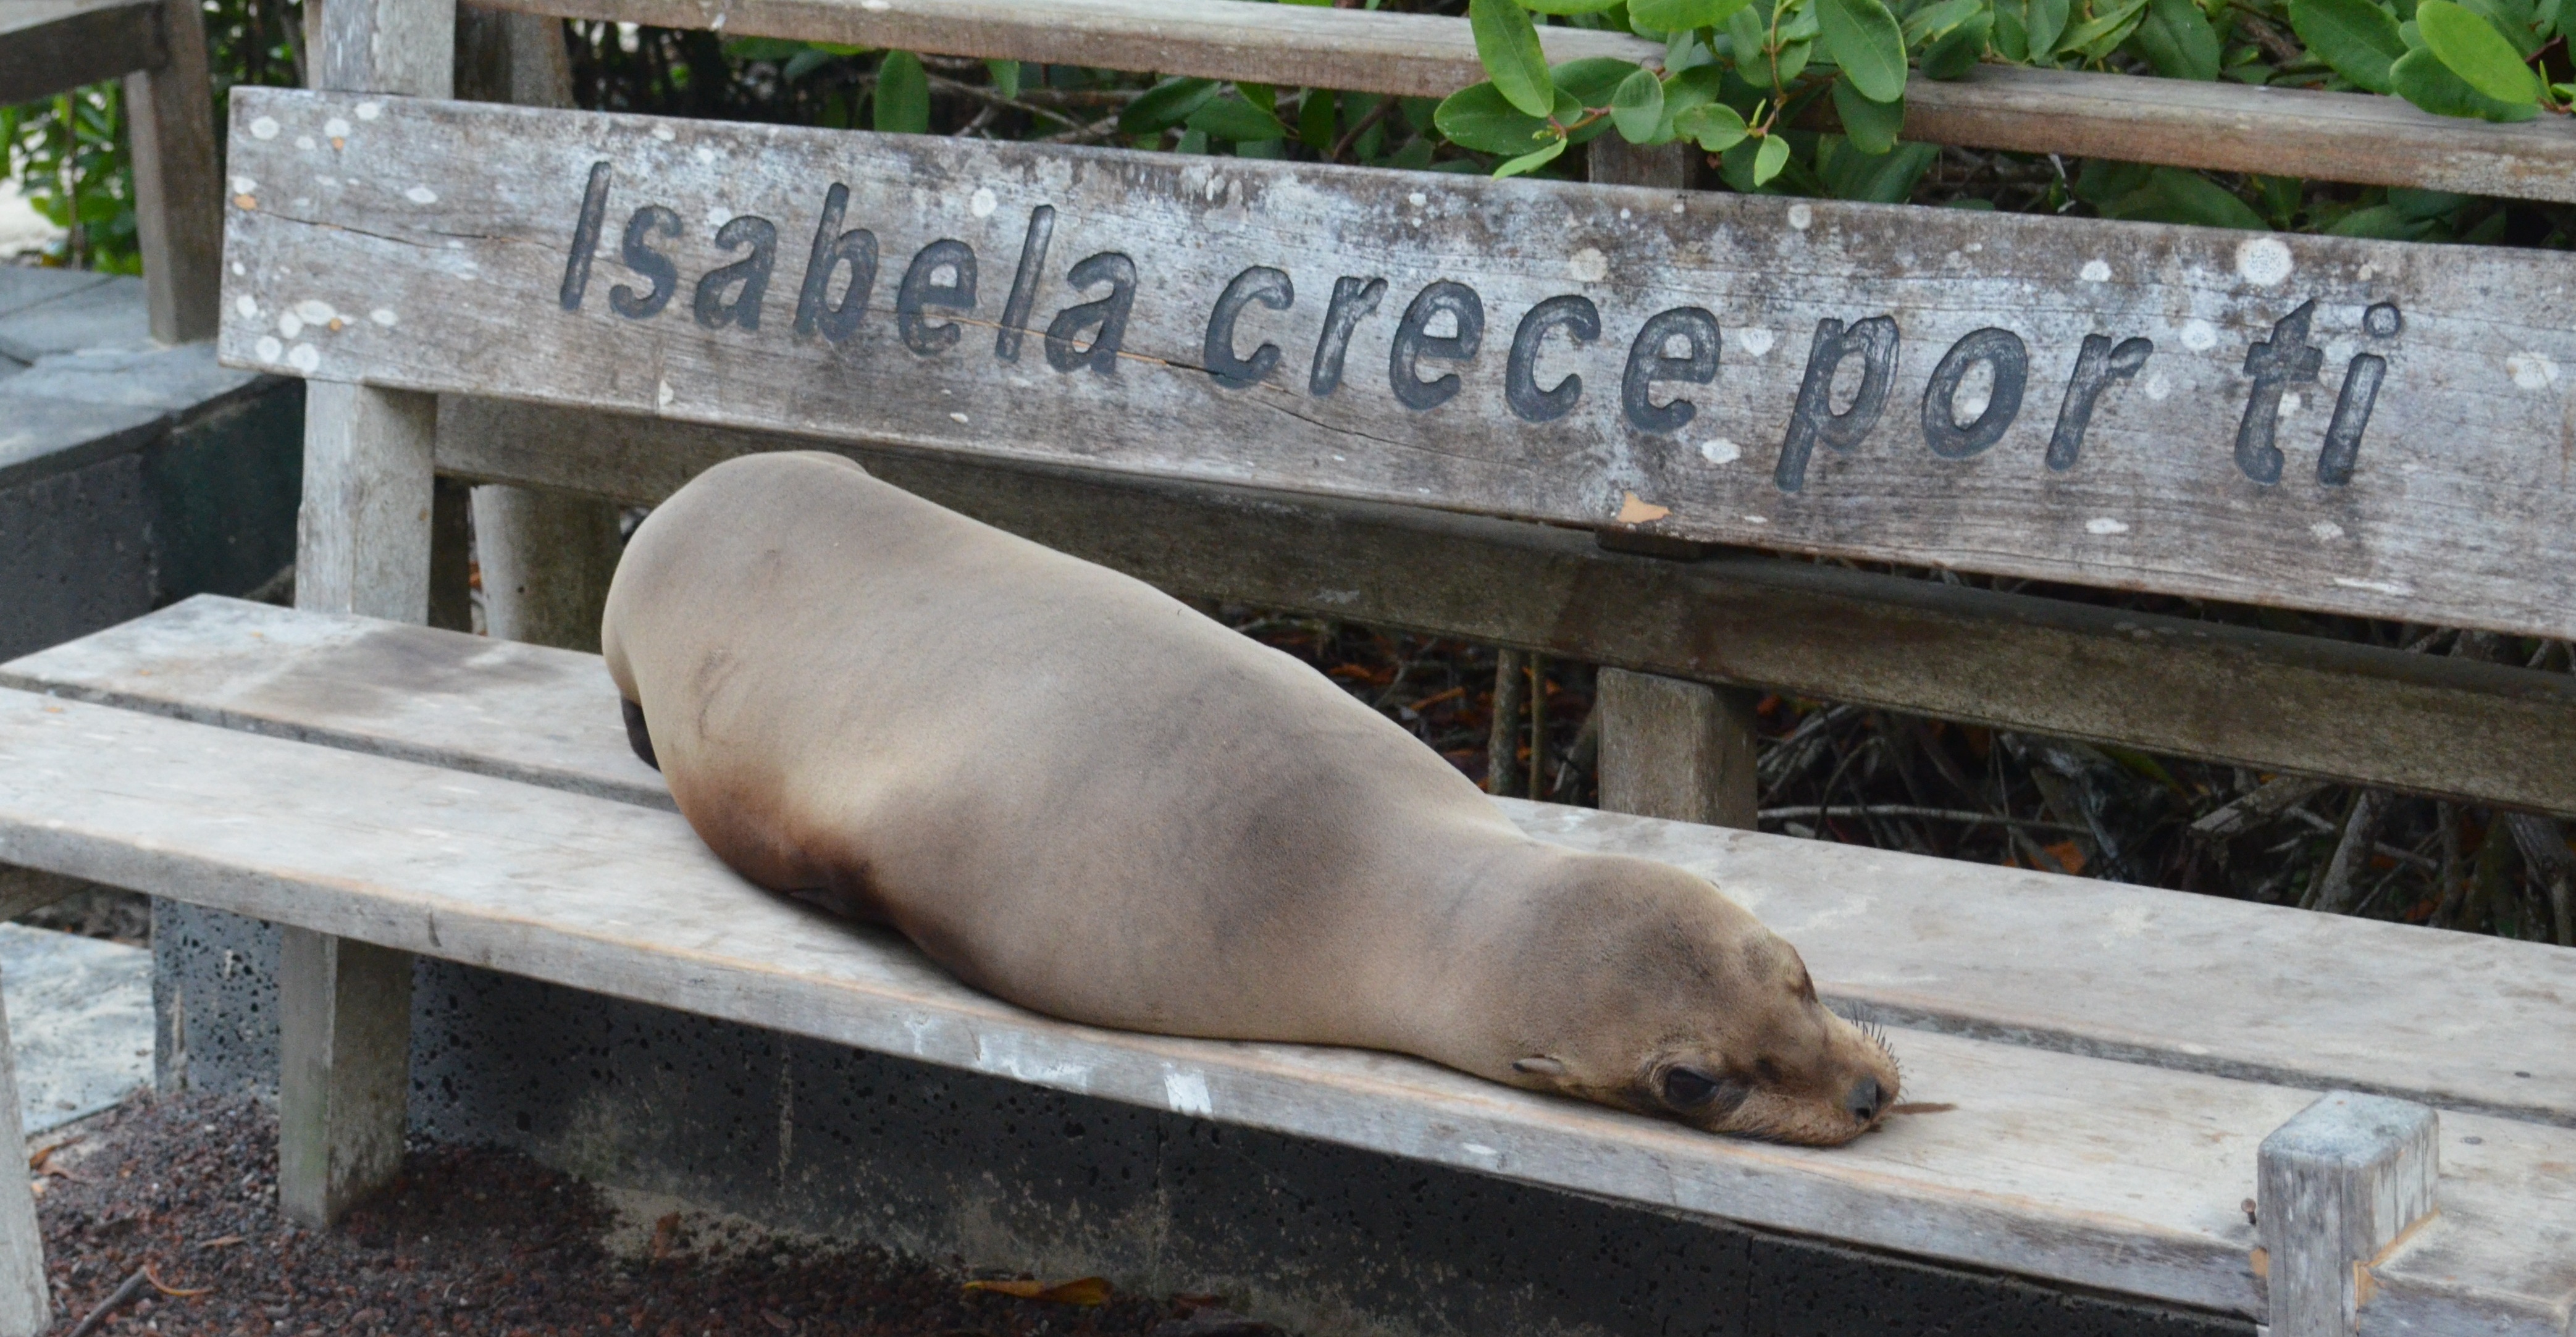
<box><xmin>1845</xmin><ymin>1076</ymin><xmax>1885</xmax><ymax>1123</ymax></box>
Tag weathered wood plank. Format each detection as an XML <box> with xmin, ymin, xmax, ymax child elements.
<box><xmin>433</xmin><ymin>401</ymin><xmax>2576</xmax><ymax>818</ymax></box>
<box><xmin>0</xmin><ymin>968</ymin><xmax>48</xmax><ymax>1337</ymax></box>
<box><xmin>0</xmin><ymin>0</ymin><xmax>160</xmax><ymax>106</ymax></box>
<box><xmin>14</xmin><ymin>597</ymin><xmax>2576</xmax><ymax>1136</ymax></box>
<box><xmin>2259</xmin><ymin>1093</ymin><xmax>2442</xmax><ymax>1337</ymax></box>
<box><xmin>297</xmin><ymin>381</ymin><xmax>437</xmax><ymax>622</ymax></box>
<box><xmin>220</xmin><ymin>90</ymin><xmax>2576</xmax><ymax>640</ymax></box>
<box><xmin>0</xmin><ymin>683</ymin><xmax>2545</xmax><ymax>1322</ymax></box>
<box><xmin>1596</xmin><ymin>667</ymin><xmax>1760</xmax><ymax>829</ymax></box>
<box><xmin>124</xmin><ymin>0</ymin><xmax>224</xmax><ymax>343</ymax></box>
<box><xmin>277</xmin><ymin>926</ymin><xmax>413</xmax><ymax>1227</ymax></box>
<box><xmin>461</xmin><ymin>0</ymin><xmax>2576</xmax><ymax>203</ymax></box>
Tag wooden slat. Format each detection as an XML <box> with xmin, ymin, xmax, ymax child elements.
<box><xmin>0</xmin><ymin>969</ymin><xmax>47</xmax><ymax>1337</ymax></box>
<box><xmin>438</xmin><ymin>403</ymin><xmax>2576</xmax><ymax>822</ymax></box>
<box><xmin>14</xmin><ymin>595</ymin><xmax>2576</xmax><ymax>1137</ymax></box>
<box><xmin>0</xmin><ymin>0</ymin><xmax>160</xmax><ymax>105</ymax></box>
<box><xmin>5</xmin><ymin>685</ymin><xmax>2574</xmax><ymax>1325</ymax></box>
<box><xmin>219</xmin><ymin>91</ymin><xmax>2576</xmax><ymax>640</ymax></box>
<box><xmin>471</xmin><ymin>0</ymin><xmax>2576</xmax><ymax>203</ymax></box>
<box><xmin>124</xmin><ymin>0</ymin><xmax>224</xmax><ymax>343</ymax></box>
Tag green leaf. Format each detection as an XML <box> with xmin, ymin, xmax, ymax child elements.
<box><xmin>1773</xmin><ymin>35</ymin><xmax>1815</xmax><ymax>80</ymax></box>
<box><xmin>2026</xmin><ymin>0</ymin><xmax>2073</xmax><ymax>53</ymax></box>
<box><xmin>986</xmin><ymin>59</ymin><xmax>1022</xmax><ymax>100</ymax></box>
<box><xmin>2324</xmin><ymin>203</ymin><xmax>2443</xmax><ymax>238</ymax></box>
<box><xmin>1527</xmin><ymin>0</ymin><xmax>1627</xmax><ymax>12</ymax></box>
<box><xmin>1240</xmin><ymin>82</ymin><xmax>1277</xmax><ymax>114</ymax></box>
<box><xmin>2102</xmin><ymin>166</ymin><xmax>2268</xmax><ymax>228</ymax></box>
<box><xmin>1435</xmin><ymin>80</ymin><xmax>1581</xmax><ymax>152</ymax></box>
<box><xmin>1904</xmin><ymin>0</ymin><xmax>1987</xmax><ymax>41</ymax></box>
<box><xmin>874</xmin><ymin>51</ymin><xmax>929</xmax><ymax>133</ymax></box>
<box><xmin>2060</xmin><ymin>0</ymin><xmax>2151</xmax><ymax>55</ymax></box>
<box><xmin>1120</xmin><ymin>77</ymin><xmax>1220</xmax><ymax>135</ymax></box>
<box><xmin>1919</xmin><ymin>12</ymin><xmax>1991</xmax><ymax>75</ymax></box>
<box><xmin>1554</xmin><ymin>56</ymin><xmax>1646</xmax><ymax>107</ymax></box>
<box><xmin>1818</xmin><ymin>137</ymin><xmax>1939</xmax><ymax>200</ymax></box>
<box><xmin>1633</xmin><ymin>0</ymin><xmax>1756</xmax><ymax>26</ymax></box>
<box><xmin>1612</xmin><ymin>67</ymin><xmax>1669</xmax><ymax>138</ymax></box>
<box><xmin>1831</xmin><ymin>75</ymin><xmax>1905</xmax><ymax>151</ymax></box>
<box><xmin>1472</xmin><ymin>0</ymin><xmax>1558</xmax><ymax>115</ymax></box>
<box><xmin>2415</xmin><ymin>0</ymin><xmax>2541</xmax><ymax>100</ymax></box>
<box><xmin>1753</xmin><ymin>134</ymin><xmax>1792</xmax><ymax>183</ymax></box>
<box><xmin>2389</xmin><ymin>41</ymin><xmax>2544</xmax><ymax>113</ymax></box>
<box><xmin>2125</xmin><ymin>0</ymin><xmax>2222</xmax><ymax>77</ymax></box>
<box><xmin>1676</xmin><ymin>99</ymin><xmax>1751</xmax><ymax>148</ymax></box>
<box><xmin>2289</xmin><ymin>0</ymin><xmax>2407</xmax><ymax>91</ymax></box>
<box><xmin>2459</xmin><ymin>0</ymin><xmax>2541</xmax><ymax>52</ymax></box>
<box><xmin>1494</xmin><ymin>136</ymin><xmax>1572</xmax><ymax>175</ymax></box>
<box><xmin>1187</xmin><ymin>96</ymin><xmax>1290</xmax><ymax>141</ymax></box>
<box><xmin>1818</xmin><ymin>0</ymin><xmax>1911</xmax><ymax>99</ymax></box>
<box><xmin>1298</xmin><ymin>89</ymin><xmax>1338</xmax><ymax>149</ymax></box>
<box><xmin>1726</xmin><ymin>4</ymin><xmax>1773</xmax><ymax>69</ymax></box>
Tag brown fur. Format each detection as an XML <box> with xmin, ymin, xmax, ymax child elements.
<box><xmin>602</xmin><ymin>453</ymin><xmax>1900</xmax><ymax>1145</ymax></box>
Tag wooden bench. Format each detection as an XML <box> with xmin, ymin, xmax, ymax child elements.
<box><xmin>5</xmin><ymin>0</ymin><xmax>2576</xmax><ymax>1331</ymax></box>
<box><xmin>5</xmin><ymin>595</ymin><xmax>2574</xmax><ymax>1335</ymax></box>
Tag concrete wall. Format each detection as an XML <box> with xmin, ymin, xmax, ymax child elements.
<box><xmin>156</xmin><ymin>900</ymin><xmax>2248</xmax><ymax>1337</ymax></box>
<box><xmin>0</xmin><ymin>270</ymin><xmax>302</xmax><ymax>661</ymax></box>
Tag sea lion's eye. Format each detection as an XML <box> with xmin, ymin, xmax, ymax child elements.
<box><xmin>1661</xmin><ymin>1066</ymin><xmax>1721</xmax><ymax>1108</ymax></box>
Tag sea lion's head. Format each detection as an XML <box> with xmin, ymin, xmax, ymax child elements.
<box><xmin>1482</xmin><ymin>850</ymin><xmax>1900</xmax><ymax>1147</ymax></box>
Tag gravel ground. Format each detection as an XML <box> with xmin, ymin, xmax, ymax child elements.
<box><xmin>31</xmin><ymin>1091</ymin><xmax>1286</xmax><ymax>1337</ymax></box>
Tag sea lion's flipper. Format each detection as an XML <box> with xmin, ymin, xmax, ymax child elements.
<box><xmin>621</xmin><ymin>697</ymin><xmax>660</xmax><ymax>771</ymax></box>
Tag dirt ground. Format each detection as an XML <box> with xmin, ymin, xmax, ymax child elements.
<box><xmin>29</xmin><ymin>1091</ymin><xmax>1285</xmax><ymax>1337</ymax></box>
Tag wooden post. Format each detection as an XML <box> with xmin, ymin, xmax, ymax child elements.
<box><xmin>453</xmin><ymin>4</ymin><xmax>627</xmax><ymax>653</ymax></box>
<box><xmin>275</xmin><ymin>0</ymin><xmax>455</xmax><ymax>1228</ymax></box>
<box><xmin>0</xmin><ymin>971</ymin><xmax>49</xmax><ymax>1336</ymax></box>
<box><xmin>277</xmin><ymin>928</ymin><xmax>414</xmax><ymax>1228</ymax></box>
<box><xmin>1596</xmin><ymin>668</ymin><xmax>1761</xmax><ymax>828</ymax></box>
<box><xmin>1582</xmin><ymin>137</ymin><xmax>1761</xmax><ymax>829</ymax></box>
<box><xmin>2257</xmin><ymin>1091</ymin><xmax>2439</xmax><ymax>1337</ymax></box>
<box><xmin>124</xmin><ymin>0</ymin><xmax>223</xmax><ymax>344</ymax></box>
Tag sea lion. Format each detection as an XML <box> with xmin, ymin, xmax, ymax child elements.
<box><xmin>602</xmin><ymin>452</ymin><xmax>1899</xmax><ymax>1146</ymax></box>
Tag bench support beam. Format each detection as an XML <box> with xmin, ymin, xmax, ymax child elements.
<box><xmin>0</xmin><ymin>970</ymin><xmax>49</xmax><ymax>1336</ymax></box>
<box><xmin>2257</xmin><ymin>1091</ymin><xmax>2438</xmax><ymax>1337</ymax></box>
<box><xmin>1581</xmin><ymin>139</ymin><xmax>1760</xmax><ymax>830</ymax></box>
<box><xmin>277</xmin><ymin>927</ymin><xmax>413</xmax><ymax>1227</ymax></box>
<box><xmin>124</xmin><ymin>0</ymin><xmax>223</xmax><ymax>344</ymax></box>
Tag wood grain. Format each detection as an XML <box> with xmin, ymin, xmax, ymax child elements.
<box><xmin>436</xmin><ymin>402</ymin><xmax>2576</xmax><ymax>817</ymax></box>
<box><xmin>0</xmin><ymin>0</ymin><xmax>161</xmax><ymax>106</ymax></box>
<box><xmin>0</xmin><ymin>970</ymin><xmax>47</xmax><ymax>1337</ymax></box>
<box><xmin>124</xmin><ymin>0</ymin><xmax>223</xmax><ymax>343</ymax></box>
<box><xmin>1595</xmin><ymin>667</ymin><xmax>1760</xmax><ymax>829</ymax></box>
<box><xmin>15</xmin><ymin>596</ymin><xmax>2576</xmax><ymax>1137</ymax></box>
<box><xmin>458</xmin><ymin>0</ymin><xmax>2576</xmax><ymax>203</ymax></box>
<box><xmin>2259</xmin><ymin>1093</ymin><xmax>2443</xmax><ymax>1337</ymax></box>
<box><xmin>277</xmin><ymin>927</ymin><xmax>413</xmax><ymax>1228</ymax></box>
<box><xmin>6</xmin><ymin>681</ymin><xmax>2574</xmax><ymax>1325</ymax></box>
<box><xmin>220</xmin><ymin>90</ymin><xmax>2576</xmax><ymax>640</ymax></box>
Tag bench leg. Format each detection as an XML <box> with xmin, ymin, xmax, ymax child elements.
<box><xmin>1596</xmin><ymin>668</ymin><xmax>1761</xmax><ymax>829</ymax></box>
<box><xmin>470</xmin><ymin>485</ymin><xmax>623</xmax><ymax>652</ymax></box>
<box><xmin>277</xmin><ymin>928</ymin><xmax>412</xmax><ymax>1228</ymax></box>
<box><xmin>2257</xmin><ymin>1091</ymin><xmax>2438</xmax><ymax>1337</ymax></box>
<box><xmin>0</xmin><ymin>969</ymin><xmax>50</xmax><ymax>1335</ymax></box>
<box><xmin>124</xmin><ymin>0</ymin><xmax>223</xmax><ymax>344</ymax></box>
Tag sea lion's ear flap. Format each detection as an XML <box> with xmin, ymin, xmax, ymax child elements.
<box><xmin>1511</xmin><ymin>1055</ymin><xmax>1566</xmax><ymax>1078</ymax></box>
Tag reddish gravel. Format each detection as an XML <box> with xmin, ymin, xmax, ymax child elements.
<box><xmin>31</xmin><ymin>1092</ymin><xmax>1285</xmax><ymax>1336</ymax></box>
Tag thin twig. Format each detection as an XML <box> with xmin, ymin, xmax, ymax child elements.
<box><xmin>923</xmin><ymin>73</ymin><xmax>1087</xmax><ymax>130</ymax></box>
<box><xmin>1328</xmin><ymin>94</ymin><xmax>1403</xmax><ymax>164</ymax></box>
<box><xmin>1760</xmin><ymin>805</ymin><xmax>2085</xmax><ymax>834</ymax></box>
<box><xmin>65</xmin><ymin>1267</ymin><xmax>150</xmax><ymax>1337</ymax></box>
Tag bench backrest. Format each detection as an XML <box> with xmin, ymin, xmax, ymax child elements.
<box><xmin>224</xmin><ymin>85</ymin><xmax>2575</xmax><ymax>642</ymax></box>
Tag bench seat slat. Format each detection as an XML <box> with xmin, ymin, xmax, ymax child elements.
<box><xmin>1</xmin><ymin>682</ymin><xmax>2570</xmax><ymax>1325</ymax></box>
<box><xmin>12</xmin><ymin>596</ymin><xmax>2571</xmax><ymax>1133</ymax></box>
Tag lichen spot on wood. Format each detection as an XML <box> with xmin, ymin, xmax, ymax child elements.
<box><xmin>249</xmin><ymin>116</ymin><xmax>279</xmax><ymax>140</ymax></box>
<box><xmin>2236</xmin><ymin>237</ymin><xmax>2294</xmax><ymax>287</ymax></box>
<box><xmin>1701</xmin><ymin>439</ymin><xmax>1741</xmax><ymax>465</ymax></box>
<box><xmin>970</xmin><ymin>187</ymin><xmax>997</xmax><ymax>217</ymax></box>
<box><xmin>652</xmin><ymin>125</ymin><xmax>676</xmax><ymax>141</ymax></box>
<box><xmin>2080</xmin><ymin>260</ymin><xmax>2111</xmax><ymax>283</ymax></box>
<box><xmin>405</xmin><ymin>186</ymin><xmax>438</xmax><ymax>204</ymax></box>
<box><xmin>2086</xmin><ymin>518</ymin><xmax>2130</xmax><ymax>535</ymax></box>
<box><xmin>356</xmin><ymin>101</ymin><xmax>381</xmax><ymax>120</ymax></box>
<box><xmin>325</xmin><ymin>117</ymin><xmax>351</xmax><ymax>138</ymax></box>
<box><xmin>1569</xmin><ymin>248</ymin><xmax>1608</xmax><ymax>283</ymax></box>
<box><xmin>1787</xmin><ymin>203</ymin><xmax>1813</xmax><ymax>230</ymax></box>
